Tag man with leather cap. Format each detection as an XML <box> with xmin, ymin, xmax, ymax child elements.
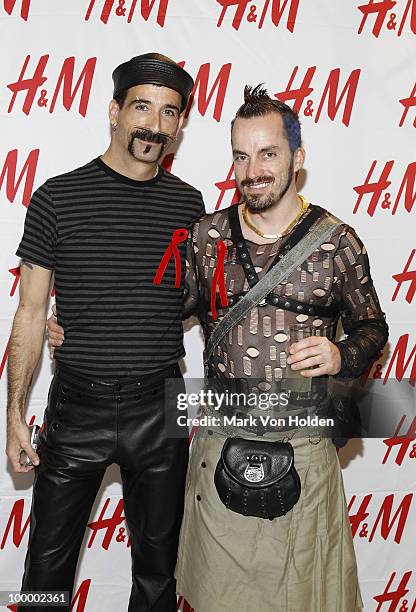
<box><xmin>6</xmin><ymin>53</ymin><xmax>204</xmax><ymax>611</ymax></box>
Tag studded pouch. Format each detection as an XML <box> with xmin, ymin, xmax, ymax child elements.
<box><xmin>214</xmin><ymin>437</ymin><xmax>301</xmax><ymax>519</ymax></box>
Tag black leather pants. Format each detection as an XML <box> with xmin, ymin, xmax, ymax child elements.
<box><xmin>19</xmin><ymin>362</ymin><xmax>188</xmax><ymax>612</ymax></box>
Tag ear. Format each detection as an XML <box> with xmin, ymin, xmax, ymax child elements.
<box><xmin>293</xmin><ymin>147</ymin><xmax>305</xmax><ymax>173</ymax></box>
<box><xmin>109</xmin><ymin>99</ymin><xmax>120</xmax><ymax>127</ymax></box>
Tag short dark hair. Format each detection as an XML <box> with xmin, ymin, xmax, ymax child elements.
<box><xmin>114</xmin><ymin>88</ymin><xmax>128</xmax><ymax>109</ymax></box>
<box><xmin>231</xmin><ymin>84</ymin><xmax>301</xmax><ymax>153</ymax></box>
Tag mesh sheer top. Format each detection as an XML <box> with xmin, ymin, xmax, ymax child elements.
<box><xmin>184</xmin><ymin>204</ymin><xmax>388</xmax><ymax>389</ymax></box>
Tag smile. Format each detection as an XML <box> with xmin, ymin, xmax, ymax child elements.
<box><xmin>246</xmin><ymin>182</ymin><xmax>272</xmax><ymax>190</ymax></box>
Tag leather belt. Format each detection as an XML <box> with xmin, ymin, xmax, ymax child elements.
<box><xmin>54</xmin><ymin>361</ymin><xmax>181</xmax><ymax>396</ymax></box>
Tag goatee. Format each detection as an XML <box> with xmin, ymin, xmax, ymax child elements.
<box><xmin>245</xmin><ymin>157</ymin><xmax>294</xmax><ymax>213</ymax></box>
<box><xmin>127</xmin><ymin>128</ymin><xmax>171</xmax><ymax>162</ymax></box>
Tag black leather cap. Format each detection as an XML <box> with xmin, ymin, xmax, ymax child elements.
<box><xmin>112</xmin><ymin>53</ymin><xmax>194</xmax><ymax>112</ymax></box>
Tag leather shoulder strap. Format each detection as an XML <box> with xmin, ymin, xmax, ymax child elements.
<box><xmin>204</xmin><ymin>211</ymin><xmax>342</xmax><ymax>370</ymax></box>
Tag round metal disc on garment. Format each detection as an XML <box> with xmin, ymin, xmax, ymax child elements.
<box><xmin>320</xmin><ymin>243</ymin><xmax>335</xmax><ymax>251</ymax></box>
<box><xmin>258</xmin><ymin>382</ymin><xmax>271</xmax><ymax>390</ymax></box>
<box><xmin>296</xmin><ymin>314</ymin><xmax>309</xmax><ymax>322</ymax></box>
<box><xmin>208</xmin><ymin>229</ymin><xmax>220</xmax><ymax>238</ymax></box>
<box><xmin>313</xmin><ymin>289</ymin><xmax>326</xmax><ymax>297</ymax></box>
<box><xmin>246</xmin><ymin>347</ymin><xmax>259</xmax><ymax>358</ymax></box>
<box><xmin>274</xmin><ymin>333</ymin><xmax>288</xmax><ymax>342</ymax></box>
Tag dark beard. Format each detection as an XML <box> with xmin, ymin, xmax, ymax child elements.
<box><xmin>245</xmin><ymin>156</ymin><xmax>294</xmax><ymax>213</ymax></box>
<box><xmin>127</xmin><ymin>128</ymin><xmax>170</xmax><ymax>161</ymax></box>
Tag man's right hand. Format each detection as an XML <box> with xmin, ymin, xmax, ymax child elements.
<box><xmin>47</xmin><ymin>303</ymin><xmax>65</xmax><ymax>358</ymax></box>
<box><xmin>6</xmin><ymin>417</ymin><xmax>39</xmax><ymax>473</ymax></box>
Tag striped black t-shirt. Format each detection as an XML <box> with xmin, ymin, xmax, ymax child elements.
<box><xmin>16</xmin><ymin>157</ymin><xmax>205</xmax><ymax>377</ymax></box>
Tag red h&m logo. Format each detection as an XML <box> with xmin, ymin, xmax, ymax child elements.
<box><xmin>400</xmin><ymin>81</ymin><xmax>416</xmax><ymax>128</ymax></box>
<box><xmin>392</xmin><ymin>250</ymin><xmax>416</xmax><ymax>305</ymax></box>
<box><xmin>177</xmin><ymin>596</ymin><xmax>195</xmax><ymax>611</ymax></box>
<box><xmin>348</xmin><ymin>492</ymin><xmax>413</xmax><ymax>543</ymax></box>
<box><xmin>216</xmin><ymin>0</ymin><xmax>300</xmax><ymax>31</ymax></box>
<box><xmin>85</xmin><ymin>0</ymin><xmax>169</xmax><ymax>26</ymax></box>
<box><xmin>161</xmin><ymin>153</ymin><xmax>175</xmax><ymax>173</ymax></box>
<box><xmin>374</xmin><ymin>571</ymin><xmax>416</xmax><ymax>610</ymax></box>
<box><xmin>353</xmin><ymin>160</ymin><xmax>416</xmax><ymax>216</ymax></box>
<box><xmin>0</xmin><ymin>149</ymin><xmax>39</xmax><ymax>206</ymax></box>
<box><xmin>9</xmin><ymin>267</ymin><xmax>21</xmax><ymax>297</ymax></box>
<box><xmin>2</xmin><ymin>0</ymin><xmax>31</xmax><ymax>19</ymax></box>
<box><xmin>0</xmin><ymin>499</ymin><xmax>30</xmax><ymax>549</ymax></box>
<box><xmin>0</xmin><ymin>340</ymin><xmax>9</xmax><ymax>380</ymax></box>
<box><xmin>384</xmin><ymin>334</ymin><xmax>416</xmax><ymax>384</ymax></box>
<box><xmin>70</xmin><ymin>580</ymin><xmax>91</xmax><ymax>612</ymax></box>
<box><xmin>358</xmin><ymin>0</ymin><xmax>416</xmax><ymax>37</ymax></box>
<box><xmin>7</xmin><ymin>266</ymin><xmax>56</xmax><ymax>298</ymax></box>
<box><xmin>7</xmin><ymin>55</ymin><xmax>97</xmax><ymax>116</ymax></box>
<box><xmin>87</xmin><ymin>498</ymin><xmax>131</xmax><ymax>549</ymax></box>
<box><xmin>383</xmin><ymin>416</ymin><xmax>416</xmax><ymax>466</ymax></box>
<box><xmin>178</xmin><ymin>61</ymin><xmax>232</xmax><ymax>123</ymax></box>
<box><xmin>215</xmin><ymin>163</ymin><xmax>241</xmax><ymax>210</ymax></box>
<box><xmin>274</xmin><ymin>66</ymin><xmax>361</xmax><ymax>126</ymax></box>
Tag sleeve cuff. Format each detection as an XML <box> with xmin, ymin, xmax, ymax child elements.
<box><xmin>16</xmin><ymin>249</ymin><xmax>55</xmax><ymax>271</ymax></box>
<box><xmin>334</xmin><ymin>340</ymin><xmax>361</xmax><ymax>379</ymax></box>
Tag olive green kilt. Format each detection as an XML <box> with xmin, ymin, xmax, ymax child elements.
<box><xmin>175</xmin><ymin>429</ymin><xmax>363</xmax><ymax>612</ymax></box>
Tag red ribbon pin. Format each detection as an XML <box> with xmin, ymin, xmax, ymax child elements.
<box><xmin>153</xmin><ymin>228</ymin><xmax>189</xmax><ymax>288</ymax></box>
<box><xmin>211</xmin><ymin>239</ymin><xmax>229</xmax><ymax>320</ymax></box>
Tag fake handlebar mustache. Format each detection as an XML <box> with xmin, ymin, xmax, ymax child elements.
<box><xmin>132</xmin><ymin>128</ymin><xmax>175</xmax><ymax>145</ymax></box>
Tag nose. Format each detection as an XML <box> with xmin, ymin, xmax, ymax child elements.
<box><xmin>246</xmin><ymin>156</ymin><xmax>262</xmax><ymax>181</ymax></box>
<box><xmin>146</xmin><ymin>109</ymin><xmax>161</xmax><ymax>134</ymax></box>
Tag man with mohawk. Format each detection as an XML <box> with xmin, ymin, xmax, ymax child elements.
<box><xmin>174</xmin><ymin>85</ymin><xmax>387</xmax><ymax>611</ymax></box>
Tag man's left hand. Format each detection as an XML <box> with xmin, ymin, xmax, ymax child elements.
<box><xmin>286</xmin><ymin>336</ymin><xmax>341</xmax><ymax>376</ymax></box>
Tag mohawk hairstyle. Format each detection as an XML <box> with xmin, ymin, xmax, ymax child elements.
<box><xmin>231</xmin><ymin>84</ymin><xmax>301</xmax><ymax>153</ymax></box>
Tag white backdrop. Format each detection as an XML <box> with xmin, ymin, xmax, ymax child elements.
<box><xmin>1</xmin><ymin>1</ymin><xmax>415</xmax><ymax>610</ymax></box>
